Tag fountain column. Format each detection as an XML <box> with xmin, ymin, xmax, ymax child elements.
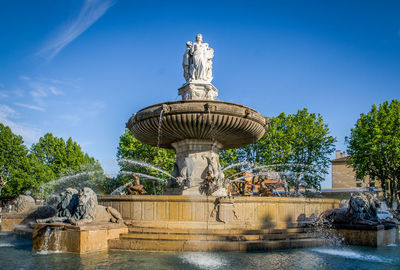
<box><xmin>170</xmin><ymin>139</ymin><xmax>223</xmax><ymax>195</ymax></box>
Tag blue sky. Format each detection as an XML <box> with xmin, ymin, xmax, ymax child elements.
<box><xmin>1</xmin><ymin>1</ymin><xmax>399</xmax><ymax>187</ymax></box>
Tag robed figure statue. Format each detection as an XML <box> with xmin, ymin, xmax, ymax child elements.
<box><xmin>183</xmin><ymin>34</ymin><xmax>214</xmax><ymax>84</ymax></box>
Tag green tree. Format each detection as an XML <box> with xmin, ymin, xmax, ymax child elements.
<box><xmin>221</xmin><ymin>109</ymin><xmax>336</xmax><ymax>194</ymax></box>
<box><xmin>0</xmin><ymin>124</ymin><xmax>54</xmax><ymax>196</ymax></box>
<box><xmin>30</xmin><ymin>133</ymin><xmax>99</xmax><ymax>176</ymax></box>
<box><xmin>346</xmin><ymin>99</ymin><xmax>400</xmax><ymax>208</ymax></box>
<box><xmin>30</xmin><ymin>133</ymin><xmax>104</xmax><ymax>198</ymax></box>
<box><xmin>116</xmin><ymin>129</ymin><xmax>176</xmax><ymax>194</ymax></box>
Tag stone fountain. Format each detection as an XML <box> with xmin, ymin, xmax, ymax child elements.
<box><xmin>127</xmin><ymin>33</ymin><xmax>266</xmax><ymax>196</ymax></box>
<box><xmin>25</xmin><ymin>35</ymin><xmax>346</xmax><ymax>253</ymax></box>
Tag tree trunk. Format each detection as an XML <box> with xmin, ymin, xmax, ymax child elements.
<box><xmin>393</xmin><ymin>175</ymin><xmax>399</xmax><ymax>210</ymax></box>
<box><xmin>380</xmin><ymin>178</ymin><xmax>387</xmax><ymax>201</ymax></box>
<box><xmin>389</xmin><ymin>178</ymin><xmax>394</xmax><ymax>209</ymax></box>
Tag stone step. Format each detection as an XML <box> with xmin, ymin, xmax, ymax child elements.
<box><xmin>109</xmin><ymin>238</ymin><xmax>326</xmax><ymax>252</ymax></box>
<box><xmin>120</xmin><ymin>232</ymin><xmax>316</xmax><ymax>241</ymax></box>
<box><xmin>127</xmin><ymin>226</ymin><xmax>306</xmax><ymax>235</ymax></box>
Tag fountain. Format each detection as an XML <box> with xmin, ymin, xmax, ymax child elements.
<box><xmin>97</xmin><ymin>34</ymin><xmax>341</xmax><ymax>252</ymax></box>
<box><xmin>126</xmin><ymin>33</ymin><xmax>266</xmax><ymax>196</ymax></box>
<box><xmin>18</xmin><ymin>34</ymin><xmax>390</xmax><ymax>254</ymax></box>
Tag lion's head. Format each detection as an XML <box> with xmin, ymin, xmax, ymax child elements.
<box><xmin>72</xmin><ymin>187</ymin><xmax>98</xmax><ymax>222</ymax></box>
<box><xmin>59</xmin><ymin>188</ymin><xmax>78</xmax><ymax>210</ymax></box>
<box><xmin>347</xmin><ymin>193</ymin><xmax>371</xmax><ymax>221</ymax></box>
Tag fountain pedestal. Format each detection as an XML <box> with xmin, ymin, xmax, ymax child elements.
<box><xmin>33</xmin><ymin>223</ymin><xmax>128</xmax><ymax>253</ymax></box>
<box><xmin>168</xmin><ymin>139</ymin><xmax>224</xmax><ymax>195</ymax></box>
<box><xmin>178</xmin><ymin>83</ymin><xmax>218</xmax><ymax>101</ymax></box>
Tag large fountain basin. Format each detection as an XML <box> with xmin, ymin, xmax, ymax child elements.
<box><xmin>126</xmin><ymin>100</ymin><xmax>267</xmax><ymax>149</ymax></box>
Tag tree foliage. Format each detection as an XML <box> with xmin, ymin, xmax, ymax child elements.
<box><xmin>221</xmin><ymin>108</ymin><xmax>336</xmax><ymax>193</ymax></box>
<box><xmin>0</xmin><ymin>124</ymin><xmax>103</xmax><ymax>197</ymax></box>
<box><xmin>30</xmin><ymin>133</ymin><xmax>99</xmax><ymax>176</ymax></box>
<box><xmin>346</xmin><ymin>99</ymin><xmax>400</xmax><ymax>208</ymax></box>
<box><xmin>0</xmin><ymin>124</ymin><xmax>54</xmax><ymax>196</ymax></box>
<box><xmin>116</xmin><ymin>129</ymin><xmax>176</xmax><ymax>194</ymax></box>
<box><xmin>29</xmin><ymin>133</ymin><xmax>104</xmax><ymax>198</ymax></box>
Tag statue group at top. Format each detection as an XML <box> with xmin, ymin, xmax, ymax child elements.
<box><xmin>179</xmin><ymin>34</ymin><xmax>218</xmax><ymax>101</ymax></box>
<box><xmin>183</xmin><ymin>33</ymin><xmax>214</xmax><ymax>84</ymax></box>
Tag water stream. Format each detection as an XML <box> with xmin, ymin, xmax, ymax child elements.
<box><xmin>118</xmin><ymin>158</ymin><xmax>174</xmax><ymax>179</ymax></box>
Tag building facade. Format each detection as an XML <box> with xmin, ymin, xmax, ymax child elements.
<box><xmin>331</xmin><ymin>150</ymin><xmax>373</xmax><ymax>189</ymax></box>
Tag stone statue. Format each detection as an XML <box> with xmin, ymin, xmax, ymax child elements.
<box><xmin>257</xmin><ymin>178</ymin><xmax>274</xmax><ymax>197</ymax></box>
<box><xmin>37</xmin><ymin>187</ymin><xmax>123</xmax><ymax>226</ymax></box>
<box><xmin>11</xmin><ymin>195</ymin><xmax>36</xmax><ymax>213</ymax></box>
<box><xmin>318</xmin><ymin>193</ymin><xmax>397</xmax><ymax>226</ymax></box>
<box><xmin>199</xmin><ymin>155</ymin><xmax>227</xmax><ymax>196</ymax></box>
<box><xmin>57</xmin><ymin>188</ymin><xmax>79</xmax><ymax>218</ymax></box>
<box><xmin>183</xmin><ymin>41</ymin><xmax>193</xmax><ymax>82</ymax></box>
<box><xmin>124</xmin><ymin>173</ymin><xmax>147</xmax><ymax>195</ymax></box>
<box><xmin>183</xmin><ymin>34</ymin><xmax>214</xmax><ymax>83</ymax></box>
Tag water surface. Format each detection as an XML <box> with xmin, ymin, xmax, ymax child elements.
<box><xmin>0</xmin><ymin>233</ymin><xmax>399</xmax><ymax>270</ymax></box>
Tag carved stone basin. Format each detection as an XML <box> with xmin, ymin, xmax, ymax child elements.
<box><xmin>126</xmin><ymin>100</ymin><xmax>266</xmax><ymax>150</ymax></box>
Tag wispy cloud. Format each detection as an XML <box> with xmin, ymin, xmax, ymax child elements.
<box><xmin>19</xmin><ymin>75</ymin><xmax>30</xmax><ymax>81</ymax></box>
<box><xmin>25</xmin><ymin>78</ymin><xmax>65</xmax><ymax>105</ymax></box>
<box><xmin>49</xmin><ymin>86</ymin><xmax>63</xmax><ymax>95</ymax></box>
<box><xmin>60</xmin><ymin>114</ymin><xmax>81</xmax><ymax>126</ymax></box>
<box><xmin>0</xmin><ymin>104</ymin><xmax>42</xmax><ymax>145</ymax></box>
<box><xmin>14</xmin><ymin>102</ymin><xmax>45</xmax><ymax>112</ymax></box>
<box><xmin>37</xmin><ymin>0</ymin><xmax>115</xmax><ymax>60</ymax></box>
<box><xmin>0</xmin><ymin>88</ymin><xmax>25</xmax><ymax>99</ymax></box>
<box><xmin>87</xmin><ymin>100</ymin><xmax>105</xmax><ymax>116</ymax></box>
<box><xmin>59</xmin><ymin>100</ymin><xmax>105</xmax><ymax>126</ymax></box>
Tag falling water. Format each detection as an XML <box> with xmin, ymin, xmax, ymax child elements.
<box><xmin>41</xmin><ymin>227</ymin><xmax>51</xmax><ymax>251</ymax></box>
<box><xmin>223</xmin><ymin>161</ymin><xmax>257</xmax><ymax>171</ymax></box>
<box><xmin>31</xmin><ymin>169</ymin><xmax>104</xmax><ymax>200</ymax></box>
<box><xmin>120</xmin><ymin>171</ymin><xmax>165</xmax><ymax>182</ymax></box>
<box><xmin>223</xmin><ymin>162</ymin><xmax>320</xmax><ymax>172</ymax></box>
<box><xmin>38</xmin><ymin>227</ymin><xmax>61</xmax><ymax>254</ymax></box>
<box><xmin>36</xmin><ymin>170</ymin><xmax>103</xmax><ymax>191</ymax></box>
<box><xmin>207</xmin><ymin>105</ymin><xmax>217</xmax><ymax>153</ymax></box>
<box><xmin>157</xmin><ymin>109</ymin><xmax>164</xmax><ymax>150</ymax></box>
<box><xmin>117</xmin><ymin>159</ymin><xmax>174</xmax><ymax>179</ymax></box>
<box><xmin>53</xmin><ymin>229</ymin><xmax>61</xmax><ymax>251</ymax></box>
<box><xmin>229</xmin><ymin>171</ymin><xmax>319</xmax><ymax>183</ymax></box>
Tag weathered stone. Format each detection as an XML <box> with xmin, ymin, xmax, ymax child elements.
<box><xmin>334</xmin><ymin>224</ymin><xmax>399</xmax><ymax>247</ymax></box>
<box><xmin>12</xmin><ymin>195</ymin><xmax>35</xmax><ymax>213</ymax></box>
<box><xmin>178</xmin><ymin>83</ymin><xmax>218</xmax><ymax>100</ymax></box>
<box><xmin>32</xmin><ymin>223</ymin><xmax>128</xmax><ymax>253</ymax></box>
<box><xmin>127</xmin><ymin>100</ymin><xmax>266</xmax><ymax>149</ymax></box>
<box><xmin>127</xmin><ymin>100</ymin><xmax>266</xmax><ymax>194</ymax></box>
<box><xmin>98</xmin><ymin>195</ymin><xmax>340</xmax><ymax>230</ymax></box>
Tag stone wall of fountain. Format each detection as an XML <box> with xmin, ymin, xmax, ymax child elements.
<box><xmin>99</xmin><ymin>195</ymin><xmax>340</xmax><ymax>230</ymax></box>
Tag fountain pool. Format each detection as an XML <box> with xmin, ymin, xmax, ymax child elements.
<box><xmin>1</xmin><ymin>232</ymin><xmax>399</xmax><ymax>270</ymax></box>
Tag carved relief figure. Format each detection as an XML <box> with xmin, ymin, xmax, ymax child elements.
<box><xmin>200</xmin><ymin>155</ymin><xmax>227</xmax><ymax>196</ymax></box>
<box><xmin>170</xmin><ymin>157</ymin><xmax>194</xmax><ymax>188</ymax></box>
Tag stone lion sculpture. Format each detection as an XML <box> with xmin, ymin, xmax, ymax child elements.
<box><xmin>37</xmin><ymin>187</ymin><xmax>123</xmax><ymax>226</ymax></box>
<box><xmin>319</xmin><ymin>193</ymin><xmax>381</xmax><ymax>226</ymax></box>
